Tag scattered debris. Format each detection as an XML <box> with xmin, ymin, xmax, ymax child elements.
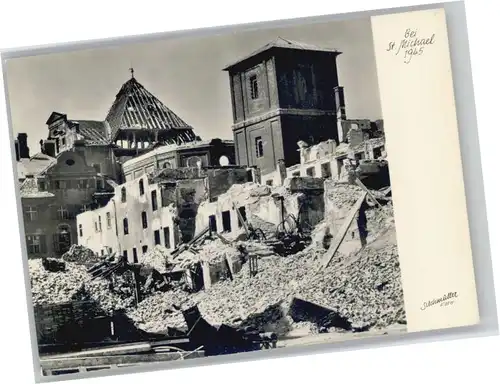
<box><xmin>62</xmin><ymin>245</ymin><xmax>101</xmax><ymax>266</ymax></box>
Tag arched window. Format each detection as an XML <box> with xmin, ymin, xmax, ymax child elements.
<box><xmin>139</xmin><ymin>179</ymin><xmax>144</xmax><ymax>196</ymax></box>
<box><xmin>163</xmin><ymin>161</ymin><xmax>172</xmax><ymax>169</ymax></box>
<box><xmin>123</xmin><ymin>218</ymin><xmax>129</xmax><ymax>235</ymax></box>
<box><xmin>121</xmin><ymin>187</ymin><xmax>126</xmax><ymax>202</ymax></box>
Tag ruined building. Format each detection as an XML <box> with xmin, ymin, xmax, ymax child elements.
<box><xmin>223</xmin><ymin>37</ymin><xmax>343</xmax><ymax>175</ymax></box>
<box><xmin>17</xmin><ymin>73</ymin><xmax>234</xmax><ymax>259</ymax></box>
<box><xmin>77</xmin><ymin>166</ymin><xmax>258</xmax><ymax>261</ymax></box>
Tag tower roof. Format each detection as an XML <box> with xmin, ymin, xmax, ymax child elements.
<box><xmin>105</xmin><ymin>77</ymin><xmax>194</xmax><ymax>140</ymax></box>
<box><xmin>223</xmin><ymin>37</ymin><xmax>341</xmax><ymax>71</ymax></box>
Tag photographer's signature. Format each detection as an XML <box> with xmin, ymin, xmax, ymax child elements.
<box><xmin>421</xmin><ymin>292</ymin><xmax>458</xmax><ymax>311</ymax></box>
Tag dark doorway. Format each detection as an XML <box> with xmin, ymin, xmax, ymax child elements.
<box><xmin>209</xmin><ymin>215</ymin><xmax>217</xmax><ymax>233</ymax></box>
<box><xmin>163</xmin><ymin>227</ymin><xmax>171</xmax><ymax>249</ymax></box>
<box><xmin>238</xmin><ymin>207</ymin><xmax>247</xmax><ymax>228</ymax></box>
<box><xmin>154</xmin><ymin>230</ymin><xmax>161</xmax><ymax>245</ymax></box>
<box><xmin>222</xmin><ymin>211</ymin><xmax>231</xmax><ymax>232</ymax></box>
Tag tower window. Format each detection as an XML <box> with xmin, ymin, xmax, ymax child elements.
<box><xmin>141</xmin><ymin>211</ymin><xmax>148</xmax><ymax>229</ymax></box>
<box><xmin>151</xmin><ymin>190</ymin><xmax>158</xmax><ymax>211</ymax></box>
<box><xmin>123</xmin><ymin>218</ymin><xmax>129</xmax><ymax>235</ymax></box>
<box><xmin>255</xmin><ymin>136</ymin><xmax>264</xmax><ymax>158</ymax></box>
<box><xmin>121</xmin><ymin>187</ymin><xmax>126</xmax><ymax>202</ymax></box>
<box><xmin>249</xmin><ymin>75</ymin><xmax>259</xmax><ymax>99</ymax></box>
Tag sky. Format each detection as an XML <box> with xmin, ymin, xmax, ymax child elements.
<box><xmin>4</xmin><ymin>16</ymin><xmax>382</xmax><ymax>154</ymax></box>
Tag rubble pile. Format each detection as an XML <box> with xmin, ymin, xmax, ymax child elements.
<box><xmin>127</xmin><ymin>290</ymin><xmax>194</xmax><ymax>332</ymax></box>
<box><xmin>126</xmin><ymin>252</ymin><xmax>314</xmax><ymax>333</ymax></box>
<box><xmin>235</xmin><ymin>240</ymin><xmax>276</xmax><ymax>257</ymax></box>
<box><xmin>62</xmin><ymin>245</ymin><xmax>102</xmax><ymax>265</ymax></box>
<box><xmin>125</xmin><ymin>203</ymin><xmax>404</xmax><ymax>335</ymax></box>
<box><xmin>364</xmin><ymin>204</ymin><xmax>394</xmax><ymax>239</ymax></box>
<box><xmin>30</xmin><ymin>258</ymin><xmax>136</xmax><ymax>314</ymax></box>
<box><xmin>73</xmin><ymin>278</ymin><xmax>135</xmax><ymax>315</ymax></box>
<box><xmin>324</xmin><ymin>182</ymin><xmax>364</xmax><ymax>214</ymax></box>
<box><xmin>295</xmin><ymin>229</ymin><xmax>405</xmax><ymax>329</ymax></box>
<box><xmin>197</xmin><ymin>240</ymin><xmax>241</xmax><ymax>265</ymax></box>
<box><xmin>141</xmin><ymin>245</ymin><xmax>171</xmax><ymax>273</ymax></box>
<box><xmin>29</xmin><ymin>259</ymin><xmax>90</xmax><ymax>306</ymax></box>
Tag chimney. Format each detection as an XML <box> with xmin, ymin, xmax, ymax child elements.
<box><xmin>17</xmin><ymin>133</ymin><xmax>30</xmax><ymax>159</ymax></box>
<box><xmin>334</xmin><ymin>86</ymin><xmax>347</xmax><ymax>143</ymax></box>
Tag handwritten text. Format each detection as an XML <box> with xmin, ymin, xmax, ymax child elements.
<box><xmin>421</xmin><ymin>292</ymin><xmax>458</xmax><ymax>311</ymax></box>
<box><xmin>386</xmin><ymin>29</ymin><xmax>435</xmax><ymax>64</ymax></box>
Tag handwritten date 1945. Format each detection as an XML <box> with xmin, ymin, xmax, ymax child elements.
<box><xmin>386</xmin><ymin>28</ymin><xmax>435</xmax><ymax>64</ymax></box>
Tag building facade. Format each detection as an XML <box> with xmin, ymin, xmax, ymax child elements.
<box><xmin>122</xmin><ymin>139</ymin><xmax>235</xmax><ymax>182</ymax></box>
<box><xmin>19</xmin><ymin>149</ymin><xmax>116</xmax><ymax>258</ymax></box>
<box><xmin>223</xmin><ymin>37</ymin><xmax>343</xmax><ymax>175</ymax></box>
<box><xmin>76</xmin><ymin>166</ymin><xmax>254</xmax><ymax>262</ymax></box>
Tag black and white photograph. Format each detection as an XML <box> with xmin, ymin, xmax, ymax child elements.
<box><xmin>4</xmin><ymin>7</ymin><xmax>444</xmax><ymax>379</ymax></box>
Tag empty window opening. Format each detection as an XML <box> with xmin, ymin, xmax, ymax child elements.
<box><xmin>164</xmin><ymin>227</ymin><xmax>171</xmax><ymax>249</ymax></box>
<box><xmin>139</xmin><ymin>179</ymin><xmax>145</xmax><ymax>195</ymax></box>
<box><xmin>141</xmin><ymin>211</ymin><xmax>148</xmax><ymax>229</ymax></box>
<box><xmin>373</xmin><ymin>147</ymin><xmax>383</xmax><ymax>159</ymax></box>
<box><xmin>154</xmin><ymin>230</ymin><xmax>161</xmax><ymax>245</ymax></box>
<box><xmin>238</xmin><ymin>207</ymin><xmax>247</xmax><ymax>228</ymax></box>
<box><xmin>132</xmin><ymin>248</ymin><xmax>138</xmax><ymax>263</ymax></box>
<box><xmin>123</xmin><ymin>250</ymin><xmax>128</xmax><ymax>262</ymax></box>
<box><xmin>337</xmin><ymin>158</ymin><xmax>345</xmax><ymax>179</ymax></box>
<box><xmin>106</xmin><ymin>212</ymin><xmax>111</xmax><ymax>228</ymax></box>
<box><xmin>78</xmin><ymin>224</ymin><xmax>83</xmax><ymax>237</ymax></box>
<box><xmin>121</xmin><ymin>187</ymin><xmax>126</xmax><ymax>202</ymax></box>
<box><xmin>246</xmin><ymin>170</ymin><xmax>254</xmax><ymax>182</ymax></box>
<box><xmin>266</xmin><ymin>179</ymin><xmax>273</xmax><ymax>186</ymax></box>
<box><xmin>255</xmin><ymin>136</ymin><xmax>264</xmax><ymax>158</ymax></box>
<box><xmin>142</xmin><ymin>245</ymin><xmax>148</xmax><ymax>254</ymax></box>
<box><xmin>208</xmin><ymin>215</ymin><xmax>217</xmax><ymax>233</ymax></box>
<box><xmin>306</xmin><ymin>167</ymin><xmax>316</xmax><ymax>177</ymax></box>
<box><xmin>321</xmin><ymin>163</ymin><xmax>332</xmax><ymax>178</ymax></box>
<box><xmin>292</xmin><ymin>171</ymin><xmax>300</xmax><ymax>177</ymax></box>
<box><xmin>123</xmin><ymin>218</ymin><xmax>129</xmax><ymax>235</ymax></box>
<box><xmin>250</xmin><ymin>75</ymin><xmax>259</xmax><ymax>99</ymax></box>
<box><xmin>222</xmin><ymin>211</ymin><xmax>231</xmax><ymax>233</ymax></box>
<box><xmin>151</xmin><ymin>190</ymin><xmax>158</xmax><ymax>211</ymax></box>
<box><xmin>355</xmin><ymin>152</ymin><xmax>364</xmax><ymax>161</ymax></box>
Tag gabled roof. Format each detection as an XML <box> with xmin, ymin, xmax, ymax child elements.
<box><xmin>68</xmin><ymin>120</ymin><xmax>109</xmax><ymax>145</ymax></box>
<box><xmin>223</xmin><ymin>37</ymin><xmax>341</xmax><ymax>71</ymax></box>
<box><xmin>46</xmin><ymin>112</ymin><xmax>67</xmax><ymax>125</ymax></box>
<box><xmin>104</xmin><ymin>77</ymin><xmax>194</xmax><ymax>139</ymax></box>
<box><xmin>17</xmin><ymin>152</ymin><xmax>56</xmax><ymax>180</ymax></box>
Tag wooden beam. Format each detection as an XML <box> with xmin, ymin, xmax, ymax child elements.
<box><xmin>354</xmin><ymin>177</ymin><xmax>387</xmax><ymax>213</ymax></box>
<box><xmin>319</xmin><ymin>191</ymin><xmax>367</xmax><ymax>270</ymax></box>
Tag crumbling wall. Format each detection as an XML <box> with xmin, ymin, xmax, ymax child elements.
<box><xmin>176</xmin><ymin>179</ymin><xmax>208</xmax><ymax>243</ymax></box>
<box><xmin>206</xmin><ymin>168</ymin><xmax>251</xmax><ymax>201</ymax></box>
